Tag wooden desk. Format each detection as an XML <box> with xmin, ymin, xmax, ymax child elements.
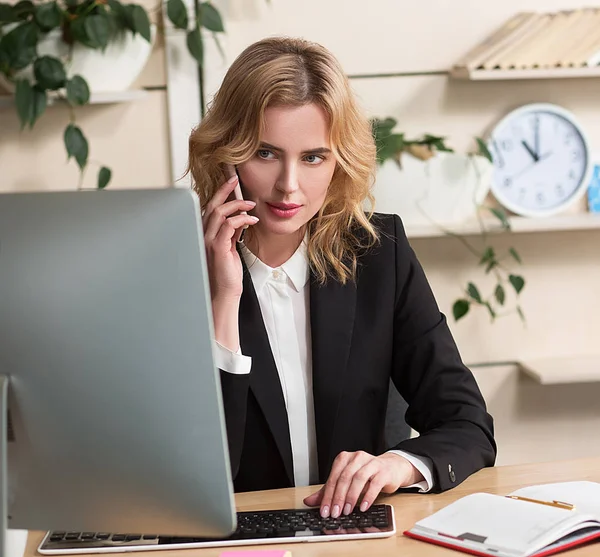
<box><xmin>24</xmin><ymin>457</ymin><xmax>600</xmax><ymax>556</ymax></box>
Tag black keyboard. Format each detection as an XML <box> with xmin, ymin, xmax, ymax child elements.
<box><xmin>39</xmin><ymin>504</ymin><xmax>395</xmax><ymax>553</ymax></box>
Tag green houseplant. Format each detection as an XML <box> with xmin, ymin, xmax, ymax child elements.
<box><xmin>0</xmin><ymin>0</ymin><xmax>225</xmax><ymax>188</ymax></box>
<box><xmin>371</xmin><ymin>117</ymin><xmax>526</xmax><ymax>324</ymax></box>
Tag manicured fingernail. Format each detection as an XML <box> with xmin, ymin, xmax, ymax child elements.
<box><xmin>360</xmin><ymin>501</ymin><xmax>369</xmax><ymax>512</ymax></box>
<box><xmin>245</xmin><ymin>200</ymin><xmax>256</xmax><ymax>206</ymax></box>
<box><xmin>227</xmin><ymin>174</ymin><xmax>238</xmax><ymax>183</ymax></box>
<box><xmin>249</xmin><ymin>216</ymin><xmax>259</xmax><ymax>223</ymax></box>
<box><xmin>343</xmin><ymin>503</ymin><xmax>352</xmax><ymax>516</ymax></box>
<box><xmin>321</xmin><ymin>506</ymin><xmax>330</xmax><ymax>518</ymax></box>
<box><xmin>332</xmin><ymin>505</ymin><xmax>340</xmax><ymax>518</ymax></box>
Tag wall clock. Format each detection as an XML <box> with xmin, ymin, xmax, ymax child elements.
<box><xmin>487</xmin><ymin>103</ymin><xmax>592</xmax><ymax>217</ymax></box>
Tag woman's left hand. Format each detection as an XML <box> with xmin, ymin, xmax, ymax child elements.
<box><xmin>303</xmin><ymin>451</ymin><xmax>423</xmax><ymax>518</ymax></box>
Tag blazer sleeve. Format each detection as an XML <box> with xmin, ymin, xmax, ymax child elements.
<box><xmin>219</xmin><ymin>369</ymin><xmax>251</xmax><ymax>478</ymax></box>
<box><xmin>388</xmin><ymin>214</ymin><xmax>497</xmax><ymax>492</ymax></box>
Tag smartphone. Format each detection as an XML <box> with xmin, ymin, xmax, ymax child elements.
<box><xmin>227</xmin><ymin>165</ymin><xmax>247</xmax><ymax>242</ymax></box>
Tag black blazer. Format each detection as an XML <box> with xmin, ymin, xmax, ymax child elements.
<box><xmin>219</xmin><ymin>213</ymin><xmax>496</xmax><ymax>493</ymax></box>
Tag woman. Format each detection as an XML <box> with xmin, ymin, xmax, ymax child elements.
<box><xmin>187</xmin><ymin>37</ymin><xmax>496</xmax><ymax>520</ymax></box>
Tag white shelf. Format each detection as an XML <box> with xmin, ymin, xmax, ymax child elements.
<box><xmin>88</xmin><ymin>90</ymin><xmax>148</xmax><ymax>104</ymax></box>
<box><xmin>0</xmin><ymin>89</ymin><xmax>148</xmax><ymax>108</ymax></box>
<box><xmin>450</xmin><ymin>66</ymin><xmax>600</xmax><ymax>81</ymax></box>
<box><xmin>405</xmin><ymin>212</ymin><xmax>600</xmax><ymax>239</ymax></box>
<box><xmin>518</xmin><ymin>356</ymin><xmax>600</xmax><ymax>385</ymax></box>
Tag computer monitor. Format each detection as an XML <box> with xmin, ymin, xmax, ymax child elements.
<box><xmin>0</xmin><ymin>189</ymin><xmax>237</xmax><ymax>554</ymax></box>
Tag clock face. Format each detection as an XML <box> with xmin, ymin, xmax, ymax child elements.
<box><xmin>488</xmin><ymin>104</ymin><xmax>590</xmax><ymax>217</ymax></box>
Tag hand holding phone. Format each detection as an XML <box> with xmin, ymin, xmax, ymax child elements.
<box><xmin>201</xmin><ymin>165</ymin><xmax>258</xmax><ymax>301</ymax></box>
<box><xmin>226</xmin><ymin>164</ymin><xmax>249</xmax><ymax>242</ymax></box>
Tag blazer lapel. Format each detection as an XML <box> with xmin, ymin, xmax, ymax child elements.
<box><xmin>310</xmin><ymin>273</ymin><xmax>357</xmax><ymax>482</ymax></box>
<box><xmin>238</xmin><ymin>263</ymin><xmax>295</xmax><ymax>486</ymax></box>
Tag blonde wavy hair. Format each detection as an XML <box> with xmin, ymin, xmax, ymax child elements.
<box><xmin>187</xmin><ymin>36</ymin><xmax>379</xmax><ymax>284</ymax></box>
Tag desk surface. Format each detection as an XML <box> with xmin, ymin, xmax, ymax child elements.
<box><xmin>25</xmin><ymin>456</ymin><xmax>600</xmax><ymax>556</ymax></box>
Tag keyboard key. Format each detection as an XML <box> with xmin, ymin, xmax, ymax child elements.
<box><xmin>95</xmin><ymin>533</ymin><xmax>110</xmax><ymax>540</ymax></box>
<box><xmin>64</xmin><ymin>533</ymin><xmax>80</xmax><ymax>541</ymax></box>
<box><xmin>81</xmin><ymin>533</ymin><xmax>95</xmax><ymax>540</ymax></box>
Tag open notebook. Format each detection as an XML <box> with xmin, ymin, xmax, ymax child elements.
<box><xmin>404</xmin><ymin>481</ymin><xmax>600</xmax><ymax>557</ymax></box>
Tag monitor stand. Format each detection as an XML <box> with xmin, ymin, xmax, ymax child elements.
<box><xmin>0</xmin><ymin>376</ymin><xmax>28</xmax><ymax>557</ymax></box>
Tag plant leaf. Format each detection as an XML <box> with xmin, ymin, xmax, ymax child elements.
<box><xmin>479</xmin><ymin>246</ymin><xmax>495</xmax><ymax>265</ymax></box>
<box><xmin>0</xmin><ymin>21</ymin><xmax>38</xmax><ymax>70</ymax></box>
<box><xmin>107</xmin><ymin>0</ymin><xmax>127</xmax><ymax>25</ymax></box>
<box><xmin>489</xmin><ymin>207</ymin><xmax>511</xmax><ymax>230</ymax></box>
<box><xmin>29</xmin><ymin>85</ymin><xmax>47</xmax><ymax>128</ymax></box>
<box><xmin>12</xmin><ymin>0</ymin><xmax>34</xmax><ymax>20</ymax></box>
<box><xmin>84</xmin><ymin>13</ymin><xmax>111</xmax><ymax>49</ymax></box>
<box><xmin>166</xmin><ymin>0</ymin><xmax>188</xmax><ymax>30</ymax></box>
<box><xmin>34</xmin><ymin>1</ymin><xmax>62</xmax><ymax>31</ymax></box>
<box><xmin>509</xmin><ymin>247</ymin><xmax>522</xmax><ymax>264</ymax></box>
<box><xmin>66</xmin><ymin>75</ymin><xmax>90</xmax><ymax>105</ymax></box>
<box><xmin>186</xmin><ymin>26</ymin><xmax>203</xmax><ymax>65</ymax></box>
<box><xmin>98</xmin><ymin>166</ymin><xmax>112</xmax><ymax>189</ymax></box>
<box><xmin>128</xmin><ymin>4</ymin><xmax>151</xmax><ymax>42</ymax></box>
<box><xmin>371</xmin><ymin>117</ymin><xmax>397</xmax><ymax>138</ymax></box>
<box><xmin>476</xmin><ymin>137</ymin><xmax>493</xmax><ymax>163</ymax></box>
<box><xmin>199</xmin><ymin>2</ymin><xmax>224</xmax><ymax>32</ymax></box>
<box><xmin>485</xmin><ymin>260</ymin><xmax>497</xmax><ymax>274</ymax></box>
<box><xmin>495</xmin><ymin>284</ymin><xmax>505</xmax><ymax>306</ymax></box>
<box><xmin>509</xmin><ymin>274</ymin><xmax>525</xmax><ymax>294</ymax></box>
<box><xmin>64</xmin><ymin>124</ymin><xmax>89</xmax><ymax>170</ymax></box>
<box><xmin>423</xmin><ymin>134</ymin><xmax>453</xmax><ymax>152</ymax></box>
<box><xmin>14</xmin><ymin>78</ymin><xmax>32</xmax><ymax>129</ymax></box>
<box><xmin>0</xmin><ymin>3</ymin><xmax>18</xmax><ymax>23</ymax></box>
<box><xmin>34</xmin><ymin>55</ymin><xmax>66</xmax><ymax>90</ymax></box>
<box><xmin>376</xmin><ymin>133</ymin><xmax>405</xmax><ymax>164</ymax></box>
<box><xmin>452</xmin><ymin>299</ymin><xmax>470</xmax><ymax>321</ymax></box>
<box><xmin>467</xmin><ymin>282</ymin><xmax>482</xmax><ymax>304</ymax></box>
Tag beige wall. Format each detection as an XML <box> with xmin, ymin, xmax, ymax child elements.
<box><xmin>473</xmin><ymin>365</ymin><xmax>600</xmax><ymax>466</ymax></box>
<box><xmin>0</xmin><ymin>0</ymin><xmax>171</xmax><ymax>191</ymax></box>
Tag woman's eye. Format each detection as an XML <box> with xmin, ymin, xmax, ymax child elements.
<box><xmin>305</xmin><ymin>154</ymin><xmax>324</xmax><ymax>164</ymax></box>
<box><xmin>257</xmin><ymin>150</ymin><xmax>274</xmax><ymax>159</ymax></box>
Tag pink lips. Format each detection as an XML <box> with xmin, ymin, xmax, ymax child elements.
<box><xmin>267</xmin><ymin>202</ymin><xmax>302</xmax><ymax>218</ymax></box>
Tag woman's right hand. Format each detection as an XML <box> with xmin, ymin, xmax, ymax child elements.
<box><xmin>202</xmin><ymin>173</ymin><xmax>258</xmax><ymax>302</ymax></box>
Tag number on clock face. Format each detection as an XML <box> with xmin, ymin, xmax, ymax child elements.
<box><xmin>489</xmin><ymin>107</ymin><xmax>589</xmax><ymax>217</ymax></box>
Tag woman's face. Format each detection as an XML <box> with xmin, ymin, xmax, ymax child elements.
<box><xmin>236</xmin><ymin>103</ymin><xmax>337</xmax><ymax>239</ymax></box>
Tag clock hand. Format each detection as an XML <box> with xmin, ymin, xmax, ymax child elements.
<box><xmin>521</xmin><ymin>140</ymin><xmax>539</xmax><ymax>163</ymax></box>
<box><xmin>511</xmin><ymin>151</ymin><xmax>552</xmax><ymax>180</ymax></box>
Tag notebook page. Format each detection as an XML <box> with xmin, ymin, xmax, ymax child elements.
<box><xmin>413</xmin><ymin>493</ymin><xmax>587</xmax><ymax>556</ymax></box>
<box><xmin>510</xmin><ymin>482</ymin><xmax>600</xmax><ymax>518</ymax></box>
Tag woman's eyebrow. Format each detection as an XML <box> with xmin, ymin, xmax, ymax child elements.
<box><xmin>259</xmin><ymin>142</ymin><xmax>332</xmax><ymax>155</ymax></box>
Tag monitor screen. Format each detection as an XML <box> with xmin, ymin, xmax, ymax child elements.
<box><xmin>0</xmin><ymin>189</ymin><xmax>236</xmax><ymax>540</ymax></box>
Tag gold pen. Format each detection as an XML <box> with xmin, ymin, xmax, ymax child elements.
<box><xmin>506</xmin><ymin>495</ymin><xmax>575</xmax><ymax>511</ymax></box>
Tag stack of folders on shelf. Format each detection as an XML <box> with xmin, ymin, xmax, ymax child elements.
<box><xmin>452</xmin><ymin>9</ymin><xmax>600</xmax><ymax>75</ymax></box>
<box><xmin>404</xmin><ymin>481</ymin><xmax>600</xmax><ymax>557</ymax></box>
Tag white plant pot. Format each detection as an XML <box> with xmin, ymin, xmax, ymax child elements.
<box><xmin>5</xmin><ymin>529</ymin><xmax>28</xmax><ymax>557</ymax></box>
<box><xmin>0</xmin><ymin>26</ymin><xmax>155</xmax><ymax>93</ymax></box>
<box><xmin>371</xmin><ymin>152</ymin><xmax>493</xmax><ymax>227</ymax></box>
